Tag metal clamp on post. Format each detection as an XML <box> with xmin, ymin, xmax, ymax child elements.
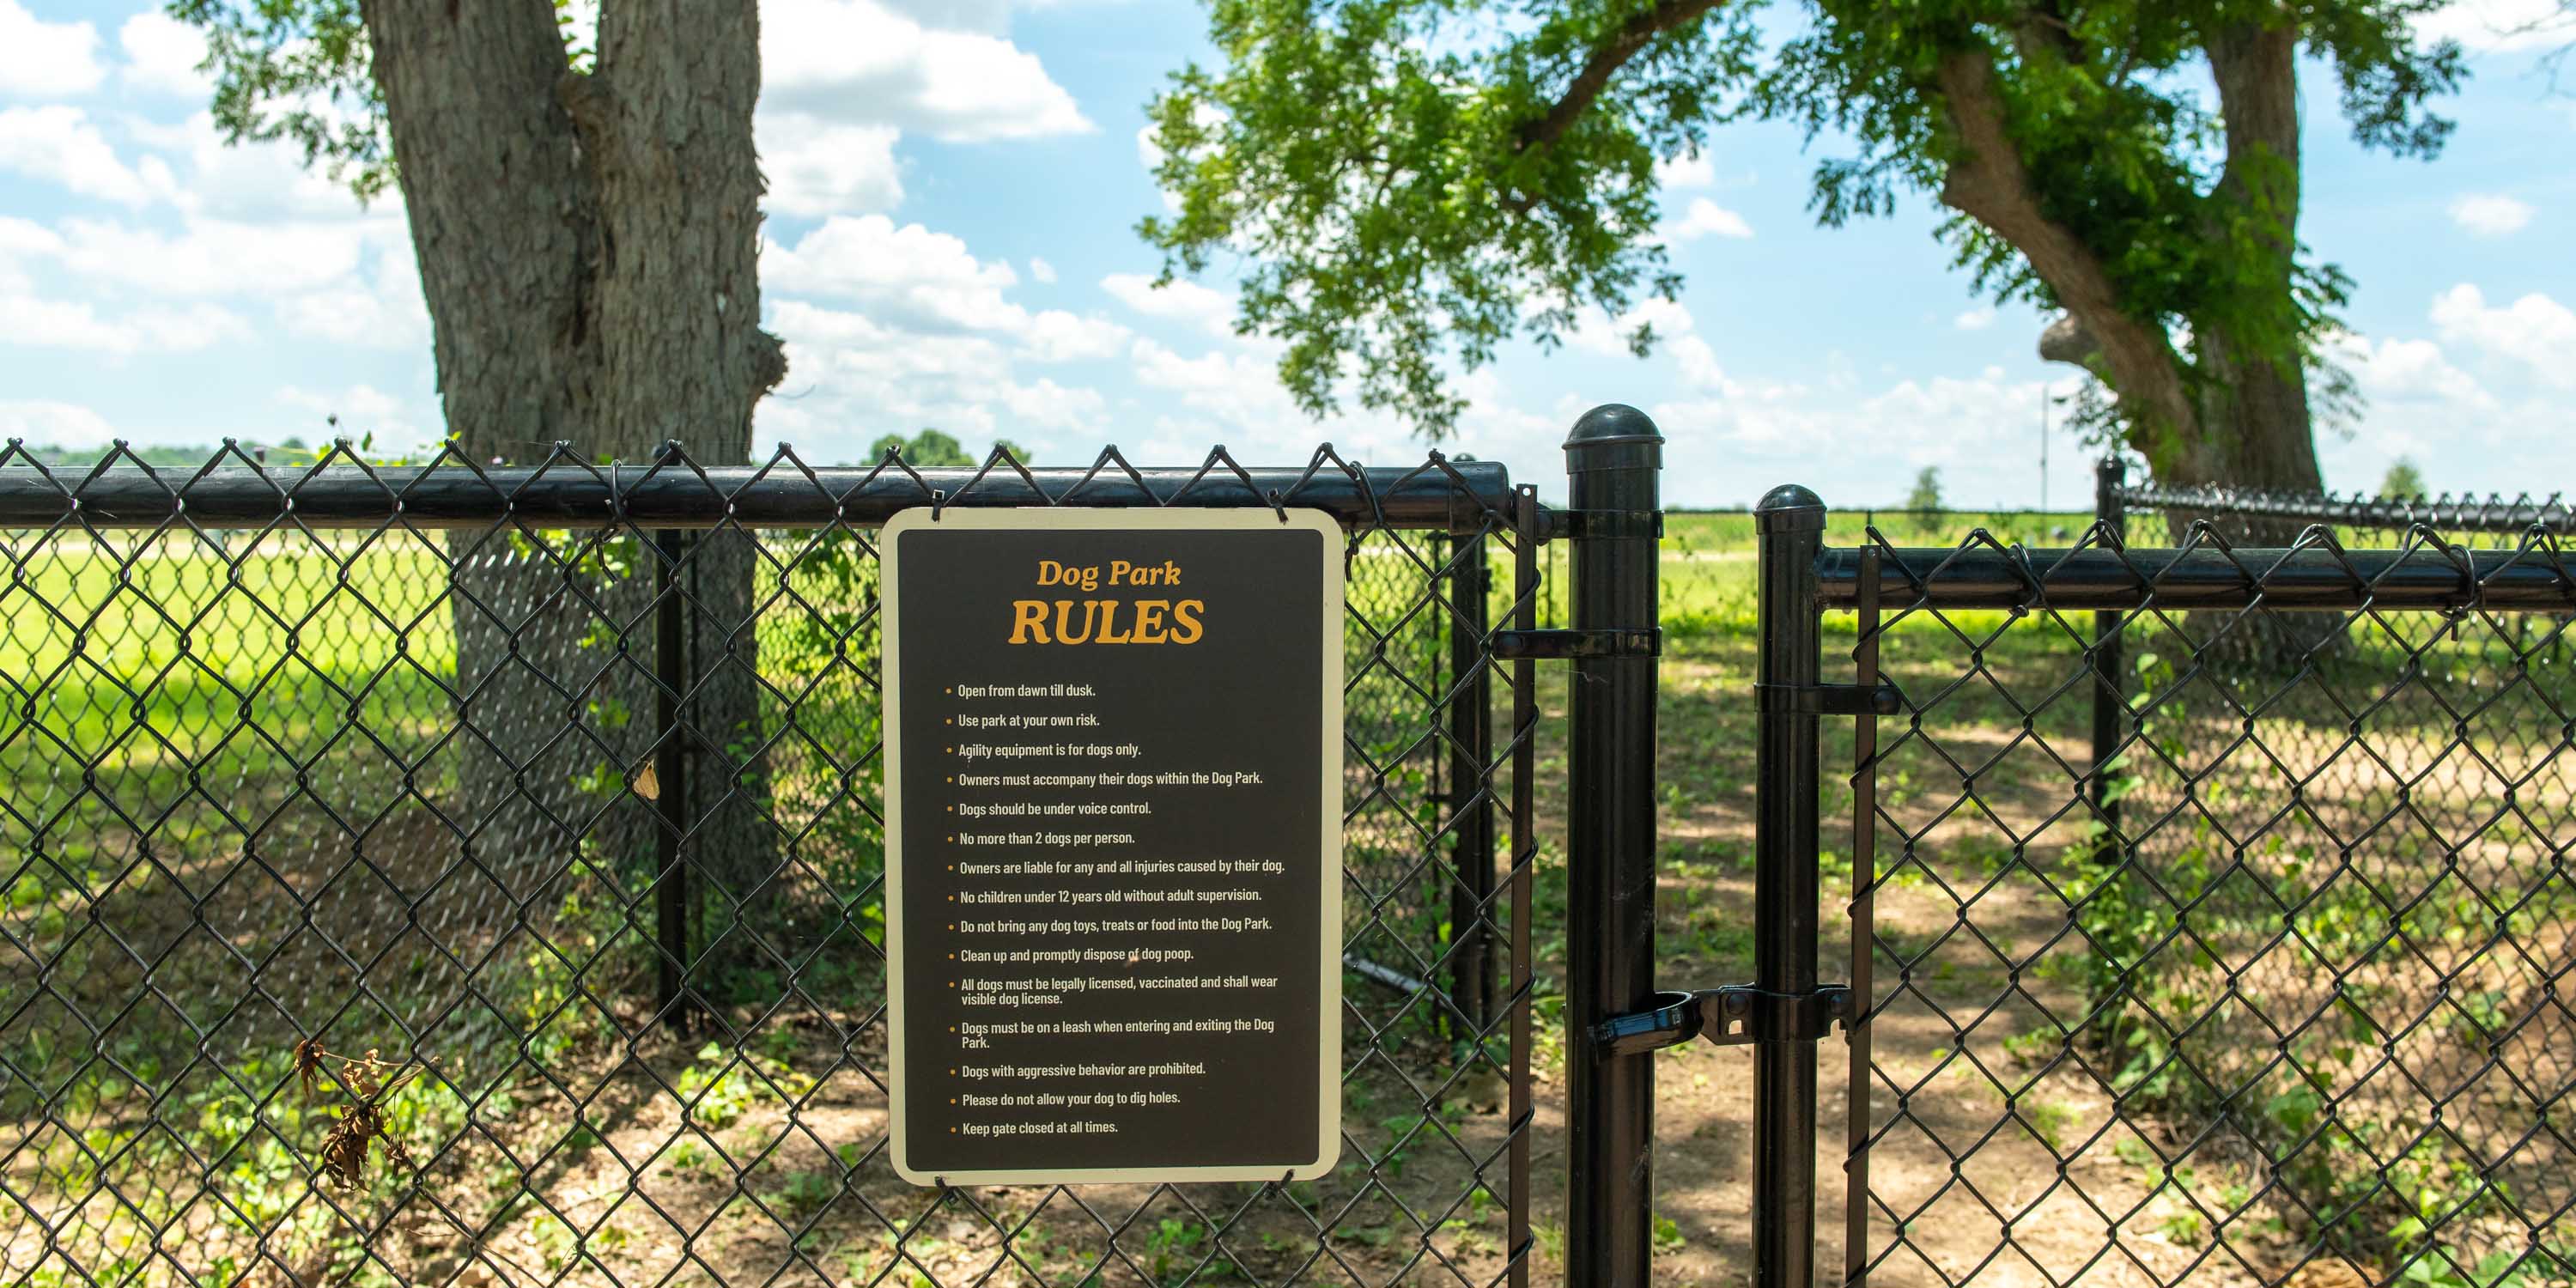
<box><xmin>1753</xmin><ymin>682</ymin><xmax>1901</xmax><ymax>716</ymax></box>
<box><xmin>1544</xmin><ymin>507</ymin><xmax>1665</xmax><ymax>542</ymax></box>
<box><xmin>1490</xmin><ymin>628</ymin><xmax>1661</xmax><ymax>660</ymax></box>
<box><xmin>1696</xmin><ymin>984</ymin><xmax>1850</xmax><ymax>1046</ymax></box>
<box><xmin>1592</xmin><ymin>984</ymin><xmax>1851</xmax><ymax>1057</ymax></box>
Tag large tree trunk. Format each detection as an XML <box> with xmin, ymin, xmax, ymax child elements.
<box><xmin>571</xmin><ymin>0</ymin><xmax>791</xmax><ymax>1007</ymax></box>
<box><xmin>2171</xmin><ymin>14</ymin><xmax>2340</xmax><ymax>668</ymax></box>
<box><xmin>2166</xmin><ymin>15</ymin><xmax>2324</xmax><ymax>518</ymax></box>
<box><xmin>362</xmin><ymin>0</ymin><xmax>786</xmax><ymax>1024</ymax></box>
<box><xmin>1951</xmin><ymin>11</ymin><xmax>2335</xmax><ymax>668</ymax></box>
<box><xmin>2161</xmin><ymin>17</ymin><xmax>2330</xmax><ymax>544</ymax></box>
<box><xmin>1941</xmin><ymin>14</ymin><xmax>2328</xmax><ymax>511</ymax></box>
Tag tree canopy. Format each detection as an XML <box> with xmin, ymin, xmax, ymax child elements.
<box><xmin>1143</xmin><ymin>0</ymin><xmax>2464</xmax><ymax>489</ymax></box>
<box><xmin>2379</xmin><ymin>456</ymin><xmax>2427</xmax><ymax>500</ymax></box>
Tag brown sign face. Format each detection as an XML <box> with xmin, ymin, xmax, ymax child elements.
<box><xmin>881</xmin><ymin>508</ymin><xmax>1344</xmax><ymax>1186</ymax></box>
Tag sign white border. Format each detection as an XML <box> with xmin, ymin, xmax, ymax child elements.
<box><xmin>882</xmin><ymin>507</ymin><xmax>1345</xmax><ymax>1186</ymax></box>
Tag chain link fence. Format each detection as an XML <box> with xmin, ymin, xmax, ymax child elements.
<box><xmin>15</xmin><ymin>432</ymin><xmax>2573</xmax><ymax>1288</ymax></box>
<box><xmin>1838</xmin><ymin>477</ymin><xmax>2576</xmax><ymax>1288</ymax></box>
<box><xmin>0</xmin><ymin>442</ymin><xmax>1540</xmax><ymax>1288</ymax></box>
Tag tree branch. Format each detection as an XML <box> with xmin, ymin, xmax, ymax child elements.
<box><xmin>1514</xmin><ymin>0</ymin><xmax>1726</xmax><ymax>153</ymax></box>
<box><xmin>1931</xmin><ymin>46</ymin><xmax>2199</xmax><ymax>448</ymax></box>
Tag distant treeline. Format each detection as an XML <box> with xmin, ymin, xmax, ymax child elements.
<box><xmin>9</xmin><ymin>440</ymin><xmax>316</xmax><ymax>470</ymax></box>
<box><xmin>9</xmin><ymin>429</ymin><xmax>1019</xmax><ymax>472</ymax></box>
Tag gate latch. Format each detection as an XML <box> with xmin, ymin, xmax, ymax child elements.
<box><xmin>1753</xmin><ymin>682</ymin><xmax>1900</xmax><ymax>716</ymax></box>
<box><xmin>1593</xmin><ymin>984</ymin><xmax>1850</xmax><ymax>1058</ymax></box>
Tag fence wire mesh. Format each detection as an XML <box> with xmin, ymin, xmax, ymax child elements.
<box><xmin>0</xmin><ymin>441</ymin><xmax>1539</xmax><ymax>1288</ymax></box>
<box><xmin>1840</xmin><ymin>505</ymin><xmax>2576</xmax><ymax>1288</ymax></box>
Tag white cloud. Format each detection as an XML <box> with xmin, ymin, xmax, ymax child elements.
<box><xmin>0</xmin><ymin>1</ymin><xmax>105</xmax><ymax>99</ymax></box>
<box><xmin>1099</xmin><ymin>272</ymin><xmax>1236</xmax><ymax>338</ymax></box>
<box><xmin>118</xmin><ymin>11</ymin><xmax>210</xmax><ymax>97</ymax></box>
<box><xmin>277</xmin><ymin>244</ymin><xmax>430</xmax><ymax>348</ymax></box>
<box><xmin>0</xmin><ymin>213</ymin><xmax>59</xmax><ymax>292</ymax></box>
<box><xmin>1018</xmin><ymin>308</ymin><xmax>1130</xmax><ymax>361</ymax></box>
<box><xmin>768</xmin><ymin>222</ymin><xmax>1126</xmax><ymax>358</ymax></box>
<box><xmin>275</xmin><ymin>384</ymin><xmax>425</xmax><ymax>446</ymax></box>
<box><xmin>1658</xmin><ymin>337</ymin><xmax>1810</xmax><ymax>444</ymax></box>
<box><xmin>0</xmin><ymin>106</ymin><xmax>174</xmax><ymax>206</ymax></box>
<box><xmin>2430</xmin><ymin>283</ymin><xmax>2576</xmax><ymax>387</ymax></box>
<box><xmin>2326</xmin><ymin>332</ymin><xmax>2497</xmax><ymax>410</ymax></box>
<box><xmin>56</xmin><ymin>216</ymin><xmax>367</xmax><ymax>297</ymax></box>
<box><xmin>0</xmin><ymin>293</ymin><xmax>247</xmax><ymax>354</ymax></box>
<box><xmin>871</xmin><ymin>0</ymin><xmax>1075</xmax><ymax>33</ymax></box>
<box><xmin>996</xmin><ymin>376</ymin><xmax>1109</xmax><ymax>430</ymax></box>
<box><xmin>758</xmin><ymin>216</ymin><xmax>1129</xmax><ymax>459</ymax></box>
<box><xmin>1666</xmin><ymin>197</ymin><xmax>1753</xmax><ymax>241</ymax></box>
<box><xmin>149</xmin><ymin>112</ymin><xmax>385</xmax><ymax>224</ymax></box>
<box><xmin>763</xmin><ymin>0</ymin><xmax>1090</xmax><ymax>142</ymax></box>
<box><xmin>759</xmin><ymin>114</ymin><xmax>904</xmax><ymax>217</ymax></box>
<box><xmin>772</xmin><ymin>297</ymin><xmax>1005</xmax><ymax>376</ymax></box>
<box><xmin>2314</xmin><ymin>324</ymin><xmax>2561</xmax><ymax>496</ymax></box>
<box><xmin>1128</xmin><ymin>337</ymin><xmax>1310</xmax><ymax>435</ymax></box>
<box><xmin>1669</xmin><ymin>336</ymin><xmax>1731</xmax><ymax>392</ymax></box>
<box><xmin>1119</xmin><ymin>337</ymin><xmax>1563</xmax><ymax>471</ymax></box>
<box><xmin>2446</xmin><ymin>193</ymin><xmax>2534</xmax><ymax>236</ymax></box>
<box><xmin>1564</xmin><ymin>297</ymin><xmax>1694</xmax><ymax>358</ymax></box>
<box><xmin>1655</xmin><ymin>151</ymin><xmax>1715</xmax><ymax>191</ymax></box>
<box><xmin>1028</xmin><ymin>257</ymin><xmax>1057</xmax><ymax>284</ymax></box>
<box><xmin>1648</xmin><ymin>351</ymin><xmax>2108</xmax><ymax>506</ymax></box>
<box><xmin>0</xmin><ymin>398</ymin><xmax>115</xmax><ymax>449</ymax></box>
<box><xmin>2412</xmin><ymin>0</ymin><xmax>2570</xmax><ymax>52</ymax></box>
<box><xmin>1955</xmin><ymin>305</ymin><xmax>1998</xmax><ymax>331</ymax></box>
<box><xmin>763</xmin><ymin>297</ymin><xmax>1111</xmax><ymax>451</ymax></box>
<box><xmin>769</xmin><ymin>214</ymin><xmax>1026</xmax><ymax>329</ymax></box>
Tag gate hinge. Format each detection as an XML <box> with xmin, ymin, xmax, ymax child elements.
<box><xmin>1593</xmin><ymin>984</ymin><xmax>1851</xmax><ymax>1057</ymax></box>
<box><xmin>1753</xmin><ymin>682</ymin><xmax>1901</xmax><ymax>716</ymax></box>
<box><xmin>1490</xmin><ymin>629</ymin><xmax>1660</xmax><ymax>660</ymax></box>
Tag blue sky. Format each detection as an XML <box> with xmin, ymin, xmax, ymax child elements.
<box><xmin>0</xmin><ymin>0</ymin><xmax>2568</xmax><ymax>507</ymax></box>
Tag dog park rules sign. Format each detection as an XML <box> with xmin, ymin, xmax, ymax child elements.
<box><xmin>880</xmin><ymin>507</ymin><xmax>1344</xmax><ymax>1185</ymax></box>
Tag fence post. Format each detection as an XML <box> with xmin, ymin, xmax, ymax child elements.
<box><xmin>1447</xmin><ymin>529</ymin><xmax>1496</xmax><ymax>1033</ymax></box>
<box><xmin>1563</xmin><ymin>404</ymin><xmax>1662</xmax><ymax>1288</ymax></box>
<box><xmin>2091</xmin><ymin>459</ymin><xmax>2127</xmax><ymax>842</ymax></box>
<box><xmin>1752</xmin><ymin>483</ymin><xmax>1826</xmax><ymax>1288</ymax></box>
<box><xmin>654</xmin><ymin>527</ymin><xmax>693</xmax><ymax>1030</ymax></box>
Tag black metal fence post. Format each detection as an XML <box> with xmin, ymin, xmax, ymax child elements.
<box><xmin>2090</xmin><ymin>459</ymin><xmax>2127</xmax><ymax>841</ymax></box>
<box><xmin>1448</xmin><ymin>530</ymin><xmax>1496</xmax><ymax>1033</ymax></box>
<box><xmin>1752</xmin><ymin>484</ymin><xmax>1826</xmax><ymax>1288</ymax></box>
<box><xmin>654</xmin><ymin>526</ymin><xmax>693</xmax><ymax>1030</ymax></box>
<box><xmin>1563</xmin><ymin>404</ymin><xmax>1662</xmax><ymax>1288</ymax></box>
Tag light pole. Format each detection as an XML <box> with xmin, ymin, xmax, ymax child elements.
<box><xmin>2039</xmin><ymin>381</ymin><xmax>2050</xmax><ymax>514</ymax></box>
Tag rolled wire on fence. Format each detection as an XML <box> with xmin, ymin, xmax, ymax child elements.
<box><xmin>0</xmin><ymin>440</ymin><xmax>1539</xmax><ymax>1288</ymax></box>
<box><xmin>1832</xmin><ymin>501</ymin><xmax>2576</xmax><ymax>1288</ymax></box>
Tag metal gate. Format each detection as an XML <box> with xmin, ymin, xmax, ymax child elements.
<box><xmin>1585</xmin><ymin>481</ymin><xmax>2576</xmax><ymax>1288</ymax></box>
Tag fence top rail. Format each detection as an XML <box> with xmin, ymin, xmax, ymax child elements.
<box><xmin>0</xmin><ymin>443</ymin><xmax>1518</xmax><ymax>532</ymax></box>
<box><xmin>2114</xmin><ymin>478</ymin><xmax>2574</xmax><ymax>536</ymax></box>
<box><xmin>1814</xmin><ymin>541</ymin><xmax>2576</xmax><ymax>612</ymax></box>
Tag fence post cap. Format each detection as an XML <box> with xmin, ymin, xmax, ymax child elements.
<box><xmin>1563</xmin><ymin>404</ymin><xmax>1663</xmax><ymax>448</ymax></box>
<box><xmin>1753</xmin><ymin>484</ymin><xmax>1825</xmax><ymax>528</ymax></box>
